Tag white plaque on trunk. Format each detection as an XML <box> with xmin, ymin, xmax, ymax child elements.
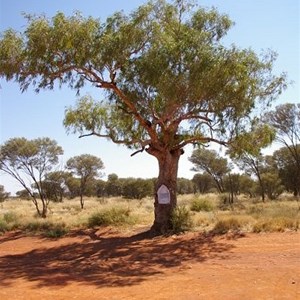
<box><xmin>157</xmin><ymin>184</ymin><xmax>170</xmax><ymax>204</ymax></box>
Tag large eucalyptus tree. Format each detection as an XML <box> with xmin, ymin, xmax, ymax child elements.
<box><xmin>0</xmin><ymin>0</ymin><xmax>286</xmax><ymax>232</ymax></box>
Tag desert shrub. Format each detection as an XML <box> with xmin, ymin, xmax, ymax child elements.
<box><xmin>24</xmin><ymin>220</ymin><xmax>68</xmax><ymax>237</ymax></box>
<box><xmin>0</xmin><ymin>212</ymin><xmax>20</xmax><ymax>232</ymax></box>
<box><xmin>213</xmin><ymin>217</ymin><xmax>247</xmax><ymax>234</ymax></box>
<box><xmin>253</xmin><ymin>218</ymin><xmax>299</xmax><ymax>233</ymax></box>
<box><xmin>43</xmin><ymin>224</ymin><xmax>68</xmax><ymax>238</ymax></box>
<box><xmin>171</xmin><ymin>206</ymin><xmax>193</xmax><ymax>234</ymax></box>
<box><xmin>190</xmin><ymin>198</ymin><xmax>214</xmax><ymax>212</ymax></box>
<box><xmin>0</xmin><ymin>218</ymin><xmax>9</xmax><ymax>233</ymax></box>
<box><xmin>88</xmin><ymin>207</ymin><xmax>135</xmax><ymax>227</ymax></box>
<box><xmin>3</xmin><ymin>211</ymin><xmax>18</xmax><ymax>223</ymax></box>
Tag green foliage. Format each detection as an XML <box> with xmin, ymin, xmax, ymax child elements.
<box><xmin>261</xmin><ymin>172</ymin><xmax>284</xmax><ymax>200</ymax></box>
<box><xmin>192</xmin><ymin>173</ymin><xmax>215</xmax><ymax>194</ymax></box>
<box><xmin>273</xmin><ymin>145</ymin><xmax>300</xmax><ymax>196</ymax></box>
<box><xmin>177</xmin><ymin>178</ymin><xmax>194</xmax><ymax>195</ymax></box>
<box><xmin>87</xmin><ymin>207</ymin><xmax>136</xmax><ymax>227</ymax></box>
<box><xmin>0</xmin><ymin>137</ymin><xmax>64</xmax><ymax>217</ymax></box>
<box><xmin>105</xmin><ymin>173</ymin><xmax>123</xmax><ymax>197</ymax></box>
<box><xmin>66</xmin><ymin>154</ymin><xmax>104</xmax><ymax>179</ymax></box>
<box><xmin>24</xmin><ymin>220</ymin><xmax>68</xmax><ymax>237</ymax></box>
<box><xmin>121</xmin><ymin>178</ymin><xmax>154</xmax><ymax>199</ymax></box>
<box><xmin>0</xmin><ymin>218</ymin><xmax>9</xmax><ymax>233</ymax></box>
<box><xmin>189</xmin><ymin>149</ymin><xmax>229</xmax><ymax>193</ymax></box>
<box><xmin>0</xmin><ymin>1</ymin><xmax>286</xmax><ymax>154</ymax></box>
<box><xmin>3</xmin><ymin>211</ymin><xmax>18</xmax><ymax>224</ymax></box>
<box><xmin>66</xmin><ymin>154</ymin><xmax>104</xmax><ymax>208</ymax></box>
<box><xmin>265</xmin><ymin>103</ymin><xmax>300</xmax><ymax>152</ymax></box>
<box><xmin>43</xmin><ymin>224</ymin><xmax>68</xmax><ymax>238</ymax></box>
<box><xmin>171</xmin><ymin>206</ymin><xmax>193</xmax><ymax>233</ymax></box>
<box><xmin>190</xmin><ymin>197</ymin><xmax>214</xmax><ymax>212</ymax></box>
<box><xmin>0</xmin><ymin>0</ymin><xmax>288</xmax><ymax>231</ymax></box>
<box><xmin>229</xmin><ymin>124</ymin><xmax>276</xmax><ymax>157</ymax></box>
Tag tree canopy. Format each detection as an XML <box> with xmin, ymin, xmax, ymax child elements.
<box><xmin>189</xmin><ymin>148</ymin><xmax>229</xmax><ymax>193</ymax></box>
<box><xmin>0</xmin><ymin>1</ymin><xmax>285</xmax><ymax>155</ymax></box>
<box><xmin>66</xmin><ymin>154</ymin><xmax>104</xmax><ymax>208</ymax></box>
<box><xmin>0</xmin><ymin>137</ymin><xmax>63</xmax><ymax>217</ymax></box>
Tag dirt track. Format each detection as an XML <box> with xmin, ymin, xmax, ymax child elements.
<box><xmin>0</xmin><ymin>229</ymin><xmax>299</xmax><ymax>299</ymax></box>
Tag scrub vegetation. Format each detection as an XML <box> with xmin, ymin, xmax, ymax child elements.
<box><xmin>0</xmin><ymin>193</ymin><xmax>298</xmax><ymax>237</ymax></box>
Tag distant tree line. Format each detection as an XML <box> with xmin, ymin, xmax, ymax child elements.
<box><xmin>2</xmin><ymin>142</ymin><xmax>299</xmax><ymax>206</ymax></box>
<box><xmin>1</xmin><ymin>103</ymin><xmax>299</xmax><ymax>217</ymax></box>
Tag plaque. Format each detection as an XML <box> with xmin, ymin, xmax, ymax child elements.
<box><xmin>157</xmin><ymin>184</ymin><xmax>170</xmax><ymax>204</ymax></box>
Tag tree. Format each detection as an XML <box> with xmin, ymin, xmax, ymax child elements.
<box><xmin>177</xmin><ymin>178</ymin><xmax>194</xmax><ymax>195</ymax></box>
<box><xmin>66</xmin><ymin>154</ymin><xmax>104</xmax><ymax>208</ymax></box>
<box><xmin>42</xmin><ymin>171</ymin><xmax>70</xmax><ymax>202</ymax></box>
<box><xmin>273</xmin><ymin>145</ymin><xmax>300</xmax><ymax>196</ymax></box>
<box><xmin>105</xmin><ymin>173</ymin><xmax>123</xmax><ymax>197</ymax></box>
<box><xmin>0</xmin><ymin>137</ymin><xmax>63</xmax><ymax>217</ymax></box>
<box><xmin>0</xmin><ymin>185</ymin><xmax>10</xmax><ymax>202</ymax></box>
<box><xmin>231</xmin><ymin>152</ymin><xmax>267</xmax><ymax>201</ymax></box>
<box><xmin>122</xmin><ymin>177</ymin><xmax>154</xmax><ymax>199</ymax></box>
<box><xmin>236</xmin><ymin>174</ymin><xmax>257</xmax><ymax>198</ymax></box>
<box><xmin>265</xmin><ymin>103</ymin><xmax>300</xmax><ymax>195</ymax></box>
<box><xmin>65</xmin><ymin>176</ymin><xmax>81</xmax><ymax>199</ymax></box>
<box><xmin>189</xmin><ymin>148</ymin><xmax>229</xmax><ymax>193</ymax></box>
<box><xmin>223</xmin><ymin>173</ymin><xmax>241</xmax><ymax>203</ymax></box>
<box><xmin>192</xmin><ymin>173</ymin><xmax>215</xmax><ymax>194</ymax></box>
<box><xmin>0</xmin><ymin>1</ymin><xmax>286</xmax><ymax>233</ymax></box>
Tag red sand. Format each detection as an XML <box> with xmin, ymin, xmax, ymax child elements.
<box><xmin>0</xmin><ymin>229</ymin><xmax>299</xmax><ymax>299</ymax></box>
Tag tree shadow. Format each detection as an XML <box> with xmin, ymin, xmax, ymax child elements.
<box><xmin>0</xmin><ymin>229</ymin><xmax>238</xmax><ymax>288</ymax></box>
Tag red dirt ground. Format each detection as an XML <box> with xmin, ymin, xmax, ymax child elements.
<box><xmin>0</xmin><ymin>228</ymin><xmax>299</xmax><ymax>299</ymax></box>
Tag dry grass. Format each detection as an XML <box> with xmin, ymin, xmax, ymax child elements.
<box><xmin>0</xmin><ymin>194</ymin><xmax>299</xmax><ymax>236</ymax></box>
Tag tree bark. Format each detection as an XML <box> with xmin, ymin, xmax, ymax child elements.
<box><xmin>150</xmin><ymin>149</ymin><xmax>182</xmax><ymax>234</ymax></box>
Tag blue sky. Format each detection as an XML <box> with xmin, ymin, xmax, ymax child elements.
<box><xmin>0</xmin><ymin>0</ymin><xmax>299</xmax><ymax>194</ymax></box>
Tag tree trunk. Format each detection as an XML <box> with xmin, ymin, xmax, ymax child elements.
<box><xmin>151</xmin><ymin>149</ymin><xmax>181</xmax><ymax>234</ymax></box>
<box><xmin>80</xmin><ymin>194</ymin><xmax>84</xmax><ymax>209</ymax></box>
<box><xmin>258</xmin><ymin>178</ymin><xmax>265</xmax><ymax>202</ymax></box>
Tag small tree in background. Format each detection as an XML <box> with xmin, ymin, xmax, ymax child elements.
<box><xmin>0</xmin><ymin>137</ymin><xmax>63</xmax><ymax>217</ymax></box>
<box><xmin>42</xmin><ymin>171</ymin><xmax>70</xmax><ymax>202</ymax></box>
<box><xmin>189</xmin><ymin>148</ymin><xmax>229</xmax><ymax>193</ymax></box>
<box><xmin>273</xmin><ymin>145</ymin><xmax>300</xmax><ymax>196</ymax></box>
<box><xmin>265</xmin><ymin>103</ymin><xmax>300</xmax><ymax>196</ymax></box>
<box><xmin>192</xmin><ymin>173</ymin><xmax>215</xmax><ymax>194</ymax></box>
<box><xmin>66</xmin><ymin>154</ymin><xmax>104</xmax><ymax>209</ymax></box>
<box><xmin>105</xmin><ymin>174</ymin><xmax>123</xmax><ymax>197</ymax></box>
<box><xmin>0</xmin><ymin>185</ymin><xmax>10</xmax><ymax>202</ymax></box>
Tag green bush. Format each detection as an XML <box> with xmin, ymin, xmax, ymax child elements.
<box><xmin>3</xmin><ymin>211</ymin><xmax>18</xmax><ymax>223</ymax></box>
<box><xmin>171</xmin><ymin>206</ymin><xmax>193</xmax><ymax>234</ymax></box>
<box><xmin>88</xmin><ymin>207</ymin><xmax>135</xmax><ymax>227</ymax></box>
<box><xmin>43</xmin><ymin>224</ymin><xmax>68</xmax><ymax>238</ymax></box>
<box><xmin>24</xmin><ymin>221</ymin><xmax>68</xmax><ymax>238</ymax></box>
<box><xmin>0</xmin><ymin>212</ymin><xmax>19</xmax><ymax>233</ymax></box>
<box><xmin>0</xmin><ymin>218</ymin><xmax>9</xmax><ymax>233</ymax></box>
<box><xmin>190</xmin><ymin>198</ymin><xmax>214</xmax><ymax>212</ymax></box>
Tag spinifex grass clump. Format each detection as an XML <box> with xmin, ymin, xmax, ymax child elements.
<box><xmin>88</xmin><ymin>207</ymin><xmax>137</xmax><ymax>228</ymax></box>
<box><xmin>0</xmin><ymin>211</ymin><xmax>20</xmax><ymax>233</ymax></box>
<box><xmin>253</xmin><ymin>218</ymin><xmax>299</xmax><ymax>232</ymax></box>
<box><xmin>24</xmin><ymin>220</ymin><xmax>68</xmax><ymax>238</ymax></box>
<box><xmin>213</xmin><ymin>216</ymin><xmax>254</xmax><ymax>234</ymax></box>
